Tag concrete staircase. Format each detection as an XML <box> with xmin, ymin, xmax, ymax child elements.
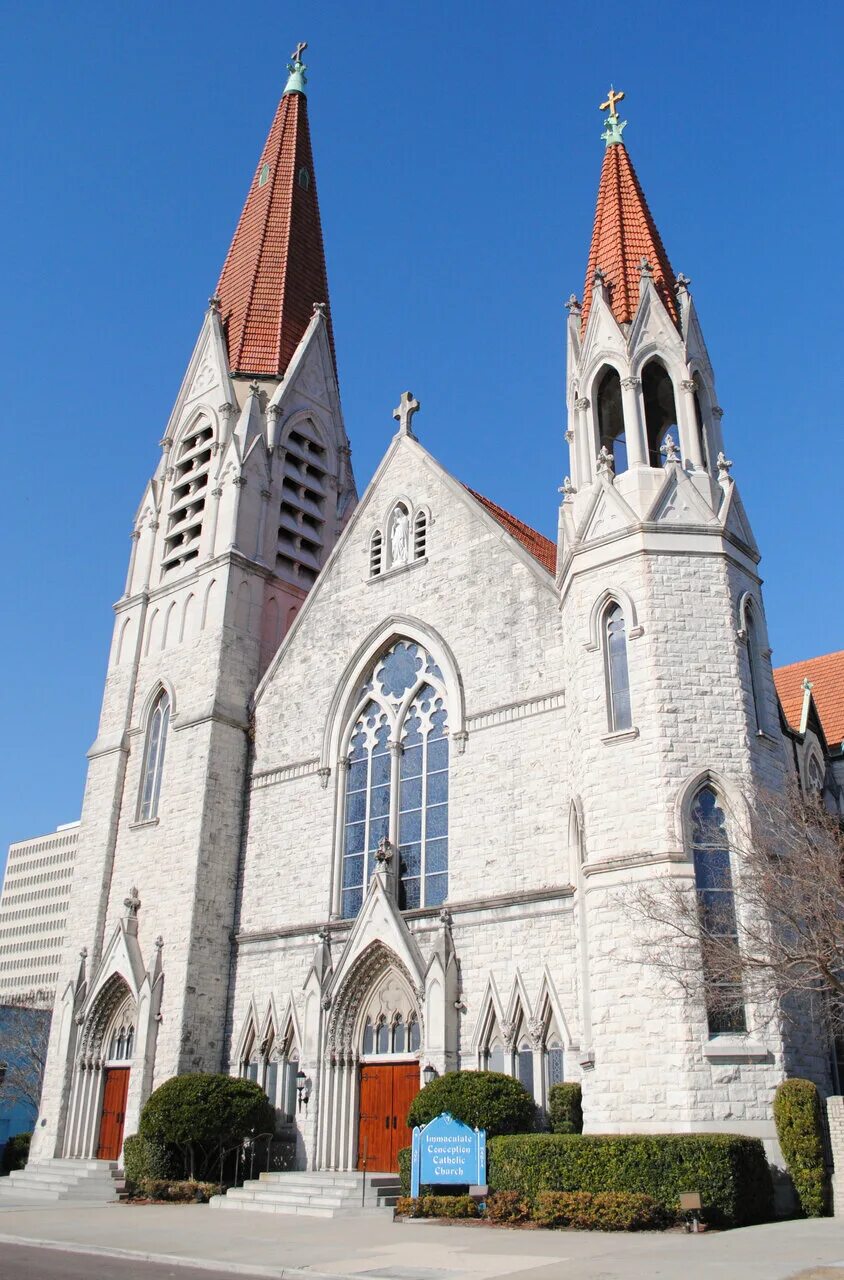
<box><xmin>210</xmin><ymin>1171</ymin><xmax>401</xmax><ymax>1218</ymax></box>
<box><xmin>0</xmin><ymin>1158</ymin><xmax>124</xmax><ymax>1204</ymax></box>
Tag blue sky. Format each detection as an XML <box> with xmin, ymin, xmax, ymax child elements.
<box><xmin>1</xmin><ymin>1</ymin><xmax>841</xmax><ymax>868</ymax></box>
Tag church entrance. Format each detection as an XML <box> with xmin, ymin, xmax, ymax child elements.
<box><xmin>357</xmin><ymin>1063</ymin><xmax>419</xmax><ymax>1172</ymax></box>
<box><xmin>96</xmin><ymin>1067</ymin><xmax>129</xmax><ymax>1160</ymax></box>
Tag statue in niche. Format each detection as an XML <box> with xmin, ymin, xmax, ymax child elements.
<box><xmin>390</xmin><ymin>508</ymin><xmax>410</xmax><ymax>566</ymax></box>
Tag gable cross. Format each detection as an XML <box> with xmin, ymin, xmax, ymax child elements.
<box><xmin>291</xmin><ymin>41</ymin><xmax>308</xmax><ymax>63</ymax></box>
<box><xmin>393</xmin><ymin>390</ymin><xmax>420</xmax><ymax>438</ymax></box>
<box><xmin>124</xmin><ymin>886</ymin><xmax>141</xmax><ymax>918</ymax></box>
<box><xmin>600</xmin><ymin>86</ymin><xmax>625</xmax><ymax>119</ymax></box>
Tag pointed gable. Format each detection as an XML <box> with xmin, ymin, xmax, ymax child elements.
<box><xmin>580</xmin><ymin>142</ymin><xmax>678</xmax><ymax>334</ymax></box>
<box><xmin>464</xmin><ymin>487</ymin><xmax>556</xmax><ymax>573</ymax></box>
<box><xmin>774</xmin><ymin>651</ymin><xmax>844</xmax><ymax>748</ymax></box>
<box><xmin>215</xmin><ymin>75</ymin><xmax>334</xmax><ymax>378</ymax></box>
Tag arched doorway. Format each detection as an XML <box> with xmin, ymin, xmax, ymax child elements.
<box><xmin>321</xmin><ymin>943</ymin><xmax>423</xmax><ymax>1173</ymax></box>
<box><xmin>64</xmin><ymin>974</ymin><xmax>136</xmax><ymax>1160</ymax></box>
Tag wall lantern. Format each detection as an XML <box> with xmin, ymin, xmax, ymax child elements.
<box><xmin>422</xmin><ymin>1063</ymin><xmax>437</xmax><ymax>1087</ymax></box>
<box><xmin>296</xmin><ymin>1069</ymin><xmax>310</xmax><ymax>1111</ymax></box>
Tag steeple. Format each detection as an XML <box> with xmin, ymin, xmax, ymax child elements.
<box><xmin>215</xmin><ymin>43</ymin><xmax>336</xmax><ymax>378</ymax></box>
<box><xmin>580</xmin><ymin>90</ymin><xmax>678</xmax><ymax>334</ymax></box>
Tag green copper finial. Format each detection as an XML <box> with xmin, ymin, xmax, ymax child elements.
<box><xmin>285</xmin><ymin>40</ymin><xmax>308</xmax><ymax>94</ymax></box>
<box><xmin>600</xmin><ymin>85</ymin><xmax>627</xmax><ymax>147</ymax></box>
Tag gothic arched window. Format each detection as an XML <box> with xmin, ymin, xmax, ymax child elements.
<box><xmin>642</xmin><ymin>361</ymin><xmax>679</xmax><ymax>466</ymax></box>
<box><xmin>105</xmin><ymin>997</ymin><xmax>136</xmax><ymax>1064</ymax></box>
<box><xmin>139</xmin><ymin>689</ymin><xmax>170</xmax><ymax>821</ymax></box>
<box><xmin>340</xmin><ymin>641</ymin><xmax>449</xmax><ymax>918</ymax></box>
<box><xmin>595</xmin><ymin>366</ymin><xmax>626</xmax><ymax>475</ymax></box>
<box><xmin>163</xmin><ymin>418</ymin><xmax>213</xmax><ymax>574</ymax></box>
<box><xmin>691</xmin><ymin>785</ymin><xmax>746</xmax><ymax>1034</ymax></box>
<box><xmin>744</xmin><ymin>605</ymin><xmax>766</xmax><ymax>734</ymax></box>
<box><xmin>604</xmin><ymin>604</ymin><xmax>632</xmax><ymax>733</ymax></box>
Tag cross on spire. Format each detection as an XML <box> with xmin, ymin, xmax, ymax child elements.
<box><xmin>600</xmin><ymin>86</ymin><xmax>625</xmax><ymax>119</ymax></box>
<box><xmin>291</xmin><ymin>41</ymin><xmax>307</xmax><ymax>63</ymax></box>
<box><xmin>393</xmin><ymin>391</ymin><xmax>420</xmax><ymax>437</ymax></box>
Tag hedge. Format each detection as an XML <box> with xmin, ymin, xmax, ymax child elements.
<box><xmin>773</xmin><ymin>1079</ymin><xmax>828</xmax><ymax>1217</ymax></box>
<box><xmin>396</xmin><ymin>1195</ymin><xmax>478</xmax><ymax>1219</ymax></box>
<box><xmin>1</xmin><ymin>1132</ymin><xmax>31</xmax><ymax>1175</ymax></box>
<box><xmin>548</xmin><ymin>1084</ymin><xmax>583</xmax><ymax>1135</ymax></box>
<box><xmin>139</xmin><ymin>1073</ymin><xmax>275</xmax><ymax>1180</ymax></box>
<box><xmin>123</xmin><ymin>1134</ymin><xmax>180</xmax><ymax>1186</ymax></box>
<box><xmin>488</xmin><ymin>1133</ymin><xmax>773</xmax><ymax>1228</ymax></box>
<box><xmin>135</xmin><ymin>1178</ymin><xmax>222</xmax><ymax>1203</ymax></box>
<box><xmin>407</xmin><ymin>1071</ymin><xmax>536</xmax><ymax>1138</ymax></box>
<box><xmin>532</xmin><ymin>1190</ymin><xmax>667</xmax><ymax>1231</ymax></box>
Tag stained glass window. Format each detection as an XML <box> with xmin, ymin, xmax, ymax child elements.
<box><xmin>692</xmin><ymin>786</ymin><xmax>746</xmax><ymax>1034</ymax></box>
<box><xmin>605</xmin><ymin>605</ymin><xmax>632</xmax><ymax>732</ymax></box>
<box><xmin>139</xmin><ymin>690</ymin><xmax>170</xmax><ymax>821</ymax></box>
<box><xmin>340</xmin><ymin>641</ymin><xmax>449</xmax><ymax>918</ymax></box>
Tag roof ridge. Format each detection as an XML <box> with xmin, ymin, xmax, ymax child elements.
<box><xmin>463</xmin><ymin>485</ymin><xmax>556</xmax><ymax>574</ymax></box>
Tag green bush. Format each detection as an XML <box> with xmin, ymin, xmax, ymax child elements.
<box><xmin>396</xmin><ymin>1195</ymin><xmax>478</xmax><ymax>1219</ymax></box>
<box><xmin>407</xmin><ymin>1071</ymin><xmax>536</xmax><ymax>1138</ymax></box>
<box><xmin>136</xmin><ymin>1178</ymin><xmax>222</xmax><ymax>1203</ymax></box>
<box><xmin>488</xmin><ymin>1133</ymin><xmax>773</xmax><ymax>1229</ymax></box>
<box><xmin>398</xmin><ymin>1145</ymin><xmax>412</xmax><ymax>1194</ymax></box>
<box><xmin>485</xmin><ymin>1190</ymin><xmax>530</xmax><ymax>1223</ymax></box>
<box><xmin>139</xmin><ymin>1073</ymin><xmax>275</xmax><ymax>1180</ymax></box>
<box><xmin>122</xmin><ymin>1134</ymin><xmax>179</xmax><ymax>1186</ymax></box>
<box><xmin>548</xmin><ymin>1083</ymin><xmax>583</xmax><ymax>1135</ymax></box>
<box><xmin>532</xmin><ymin>1190</ymin><xmax>667</xmax><ymax>1231</ymax></box>
<box><xmin>773</xmin><ymin>1079</ymin><xmax>828</xmax><ymax>1217</ymax></box>
<box><xmin>1</xmin><ymin>1132</ymin><xmax>31</xmax><ymax>1175</ymax></box>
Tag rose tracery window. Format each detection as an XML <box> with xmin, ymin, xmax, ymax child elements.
<box><xmin>341</xmin><ymin>641</ymin><xmax>449</xmax><ymax>918</ymax></box>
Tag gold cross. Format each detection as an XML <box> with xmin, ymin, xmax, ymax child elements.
<box><xmin>600</xmin><ymin>86</ymin><xmax>625</xmax><ymax>119</ymax></box>
<box><xmin>291</xmin><ymin>40</ymin><xmax>308</xmax><ymax>63</ymax></box>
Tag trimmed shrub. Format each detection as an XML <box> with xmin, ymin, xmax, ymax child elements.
<box><xmin>1</xmin><ymin>1132</ymin><xmax>31</xmax><ymax>1174</ymax></box>
<box><xmin>123</xmin><ymin>1134</ymin><xmax>179</xmax><ymax>1186</ymax></box>
<box><xmin>532</xmin><ymin>1190</ymin><xmax>666</xmax><ymax>1231</ymax></box>
<box><xmin>136</xmin><ymin>1178</ymin><xmax>222</xmax><ymax>1203</ymax></box>
<box><xmin>407</xmin><ymin>1071</ymin><xmax>536</xmax><ymax>1138</ymax></box>
<box><xmin>396</xmin><ymin>1195</ymin><xmax>478</xmax><ymax>1219</ymax></box>
<box><xmin>773</xmin><ymin>1079</ymin><xmax>828</xmax><ymax>1217</ymax></box>
<box><xmin>488</xmin><ymin>1132</ymin><xmax>773</xmax><ymax>1228</ymax></box>
<box><xmin>548</xmin><ymin>1083</ymin><xmax>583</xmax><ymax>1135</ymax></box>
<box><xmin>139</xmin><ymin>1073</ymin><xmax>275</xmax><ymax>1180</ymax></box>
<box><xmin>398</xmin><ymin>1145</ymin><xmax>412</xmax><ymax>1195</ymax></box>
<box><xmin>485</xmin><ymin>1190</ymin><xmax>530</xmax><ymax>1223</ymax></box>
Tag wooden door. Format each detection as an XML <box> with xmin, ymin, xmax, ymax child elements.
<box><xmin>97</xmin><ymin>1067</ymin><xmax>129</xmax><ymax>1161</ymax></box>
<box><xmin>357</xmin><ymin>1063</ymin><xmax>420</xmax><ymax>1172</ymax></box>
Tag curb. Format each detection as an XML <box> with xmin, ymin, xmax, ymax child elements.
<box><xmin>0</xmin><ymin>1233</ymin><xmax>369</xmax><ymax>1280</ymax></box>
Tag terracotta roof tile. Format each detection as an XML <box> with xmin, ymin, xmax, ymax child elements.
<box><xmin>774</xmin><ymin>650</ymin><xmax>844</xmax><ymax>748</ymax></box>
<box><xmin>215</xmin><ymin>89</ymin><xmax>334</xmax><ymax>377</ymax></box>
<box><xmin>464</xmin><ymin>487</ymin><xmax>556</xmax><ymax>574</ymax></box>
<box><xmin>581</xmin><ymin>143</ymin><xmax>678</xmax><ymax>334</ymax></box>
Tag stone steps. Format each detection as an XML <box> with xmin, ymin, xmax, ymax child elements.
<box><xmin>209</xmin><ymin>1171</ymin><xmax>401</xmax><ymax>1218</ymax></box>
<box><xmin>0</xmin><ymin>1159</ymin><xmax>123</xmax><ymax>1204</ymax></box>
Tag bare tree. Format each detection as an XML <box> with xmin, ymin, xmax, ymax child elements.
<box><xmin>628</xmin><ymin>785</ymin><xmax>844</xmax><ymax>1038</ymax></box>
<box><xmin>0</xmin><ymin>992</ymin><xmax>52</xmax><ymax>1116</ymax></box>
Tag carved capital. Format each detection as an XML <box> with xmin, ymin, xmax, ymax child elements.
<box><xmin>130</xmin><ymin>528</ymin><xmax>141</xmax><ymax>542</ymax></box>
<box><xmin>317</xmin><ymin>766</ymin><xmax>331</xmax><ymax>789</ymax></box>
<box><xmin>451</xmin><ymin>730</ymin><xmax>469</xmax><ymax>755</ymax></box>
<box><xmin>564</xmin><ymin>429</ymin><xmax>575</xmax><ymax>444</ymax></box>
<box><xmin>232</xmin><ymin>474</ymin><xmax>247</xmax><ymax>488</ymax></box>
<box><xmin>338</xmin><ymin>755</ymin><xmax>351</xmax><ymax>772</ymax></box>
<box><xmin>219</xmin><ymin>401</ymin><xmax>235</xmax><ymax>421</ymax></box>
<box><xmin>159</xmin><ymin>436</ymin><xmax>173</xmax><ymax>452</ymax></box>
<box><xmin>260</xmin><ymin>488</ymin><xmax>271</xmax><ymax>502</ymax></box>
<box><xmin>211</xmin><ymin>487</ymin><xmax>223</xmax><ymax>498</ymax></box>
<box><xmin>679</xmin><ymin>379</ymin><xmax>696</xmax><ymax>393</ymax></box>
<box><xmin>620</xmin><ymin>376</ymin><xmax>641</xmax><ymax>389</ymax></box>
<box><xmin>527</xmin><ymin>1016</ymin><xmax>546</xmax><ymax>1051</ymax></box>
<box><xmin>711</xmin><ymin>405</ymin><xmax>724</xmax><ymax>420</ymax></box>
<box><xmin>574</xmin><ymin>397</ymin><xmax>590</xmax><ymax>412</ymax></box>
<box><xmin>267</xmin><ymin>402</ymin><xmax>282</xmax><ymax>422</ymax></box>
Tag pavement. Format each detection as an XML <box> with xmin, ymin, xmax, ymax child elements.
<box><xmin>0</xmin><ymin>1200</ymin><xmax>842</xmax><ymax>1280</ymax></box>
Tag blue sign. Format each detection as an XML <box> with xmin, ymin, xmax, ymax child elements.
<box><xmin>410</xmin><ymin>1112</ymin><xmax>487</xmax><ymax>1196</ymax></box>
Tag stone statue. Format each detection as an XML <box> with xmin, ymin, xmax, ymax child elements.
<box><xmin>391</xmin><ymin>509</ymin><xmax>409</xmax><ymax>565</ymax></box>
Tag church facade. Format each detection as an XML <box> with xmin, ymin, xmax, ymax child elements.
<box><xmin>30</xmin><ymin>54</ymin><xmax>837</xmax><ymax>1174</ymax></box>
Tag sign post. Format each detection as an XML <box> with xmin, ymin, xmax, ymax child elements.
<box><xmin>409</xmin><ymin>1112</ymin><xmax>487</xmax><ymax>1198</ymax></box>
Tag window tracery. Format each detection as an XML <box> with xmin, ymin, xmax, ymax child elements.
<box><xmin>359</xmin><ymin>972</ymin><xmax>421</xmax><ymax>1057</ymax></box>
<box><xmin>341</xmin><ymin>641</ymin><xmax>449</xmax><ymax>918</ymax></box>
<box><xmin>138</xmin><ymin>689</ymin><xmax>170</xmax><ymax>821</ymax></box>
<box><xmin>104</xmin><ymin>996</ymin><xmax>136</xmax><ymax>1064</ymax></box>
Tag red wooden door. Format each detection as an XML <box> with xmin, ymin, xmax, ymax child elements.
<box><xmin>358</xmin><ymin>1064</ymin><xmax>420</xmax><ymax>1172</ymax></box>
<box><xmin>97</xmin><ymin>1068</ymin><xmax>129</xmax><ymax>1161</ymax></box>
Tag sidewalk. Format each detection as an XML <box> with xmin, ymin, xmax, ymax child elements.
<box><xmin>0</xmin><ymin>1200</ymin><xmax>842</xmax><ymax>1280</ymax></box>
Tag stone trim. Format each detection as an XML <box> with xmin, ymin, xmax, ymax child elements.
<box><xmin>251</xmin><ymin>758</ymin><xmax>321</xmax><ymax>791</ymax></box>
<box><xmin>467</xmin><ymin>689</ymin><xmax>565</xmax><ymax>733</ymax></box>
<box><xmin>702</xmin><ymin>1038</ymin><xmax>770</xmax><ymax>1061</ymax></box>
<box><xmin>601</xmin><ymin>726</ymin><xmax>640</xmax><ymax>745</ymax></box>
<box><xmin>365</xmin><ymin>556</ymin><xmax>428</xmax><ymax>585</ymax></box>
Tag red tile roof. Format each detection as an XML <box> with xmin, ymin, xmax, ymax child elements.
<box><xmin>216</xmin><ymin>87</ymin><xmax>334</xmax><ymax>378</ymax></box>
<box><xmin>774</xmin><ymin>651</ymin><xmax>844</xmax><ymax>748</ymax></box>
<box><xmin>580</xmin><ymin>142</ymin><xmax>678</xmax><ymax>334</ymax></box>
<box><xmin>465</xmin><ymin>487</ymin><xmax>556</xmax><ymax>574</ymax></box>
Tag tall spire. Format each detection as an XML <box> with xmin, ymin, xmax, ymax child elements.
<box><xmin>215</xmin><ymin>43</ymin><xmax>335</xmax><ymax>378</ymax></box>
<box><xmin>580</xmin><ymin>90</ymin><xmax>678</xmax><ymax>334</ymax></box>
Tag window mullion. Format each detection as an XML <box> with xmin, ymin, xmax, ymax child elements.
<box><xmin>420</xmin><ymin>730</ymin><xmax>428</xmax><ymax>904</ymax></box>
<box><xmin>388</xmin><ymin>735</ymin><xmax>401</xmax><ymax>849</ymax></box>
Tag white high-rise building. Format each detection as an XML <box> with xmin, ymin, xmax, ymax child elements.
<box><xmin>0</xmin><ymin>824</ymin><xmax>79</xmax><ymax>1004</ymax></box>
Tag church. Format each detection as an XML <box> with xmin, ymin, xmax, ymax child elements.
<box><xmin>29</xmin><ymin>49</ymin><xmax>841</xmax><ymax>1176</ymax></box>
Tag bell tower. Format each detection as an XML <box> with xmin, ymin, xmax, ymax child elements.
<box><xmin>33</xmin><ymin>44</ymin><xmax>357</xmax><ymax>1161</ymax></box>
<box><xmin>558</xmin><ymin>91</ymin><xmax>798</xmax><ymax>1136</ymax></box>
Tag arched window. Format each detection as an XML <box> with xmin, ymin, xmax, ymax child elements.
<box><xmin>744</xmin><ymin>606</ymin><xmax>766</xmax><ymax>734</ymax></box>
<box><xmin>340</xmin><ymin>641</ymin><xmax>449</xmax><ymax>918</ymax></box>
<box><xmin>277</xmin><ymin>418</ymin><xmax>328</xmax><ymax>587</ymax></box>
<box><xmin>359</xmin><ymin>976</ymin><xmax>420</xmax><ymax>1057</ymax></box>
<box><xmin>369</xmin><ymin>530</ymin><xmax>383</xmax><ymax>577</ymax></box>
<box><xmin>485</xmin><ymin>1041</ymin><xmax>506</xmax><ymax>1073</ymax></box>
<box><xmin>515</xmin><ymin>1034</ymin><xmax>534</xmax><ymax>1095</ymax></box>
<box><xmin>413</xmin><ymin>510</ymin><xmax>427</xmax><ymax>559</ymax></box>
<box><xmin>642</xmin><ymin>361</ymin><xmax>679</xmax><ymax>467</ymax></box>
<box><xmin>604</xmin><ymin>604</ymin><xmax>632</xmax><ymax>733</ymax></box>
<box><xmin>807</xmin><ymin>756</ymin><xmax>825</xmax><ymax>794</ymax></box>
<box><xmin>595</xmin><ymin>367</ymin><xmax>627</xmax><ymax>475</ymax></box>
<box><xmin>139</xmin><ymin>690</ymin><xmax>170</xmax><ymax>821</ymax></box>
<box><xmin>691</xmin><ymin>786</ymin><xmax>746</xmax><ymax>1034</ymax></box>
<box><xmin>545</xmin><ymin>1037</ymin><xmax>565</xmax><ymax>1091</ymax></box>
<box><xmin>163</xmin><ymin>418</ymin><xmax>213</xmax><ymax>574</ymax></box>
<box><xmin>105</xmin><ymin>996</ymin><xmax>136</xmax><ymax>1064</ymax></box>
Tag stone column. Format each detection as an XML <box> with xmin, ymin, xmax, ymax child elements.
<box><xmin>620</xmin><ymin>377</ymin><xmax>647</xmax><ymax>466</ymax></box>
<box><xmin>574</xmin><ymin>398</ymin><xmax>592</xmax><ymax>484</ymax></box>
